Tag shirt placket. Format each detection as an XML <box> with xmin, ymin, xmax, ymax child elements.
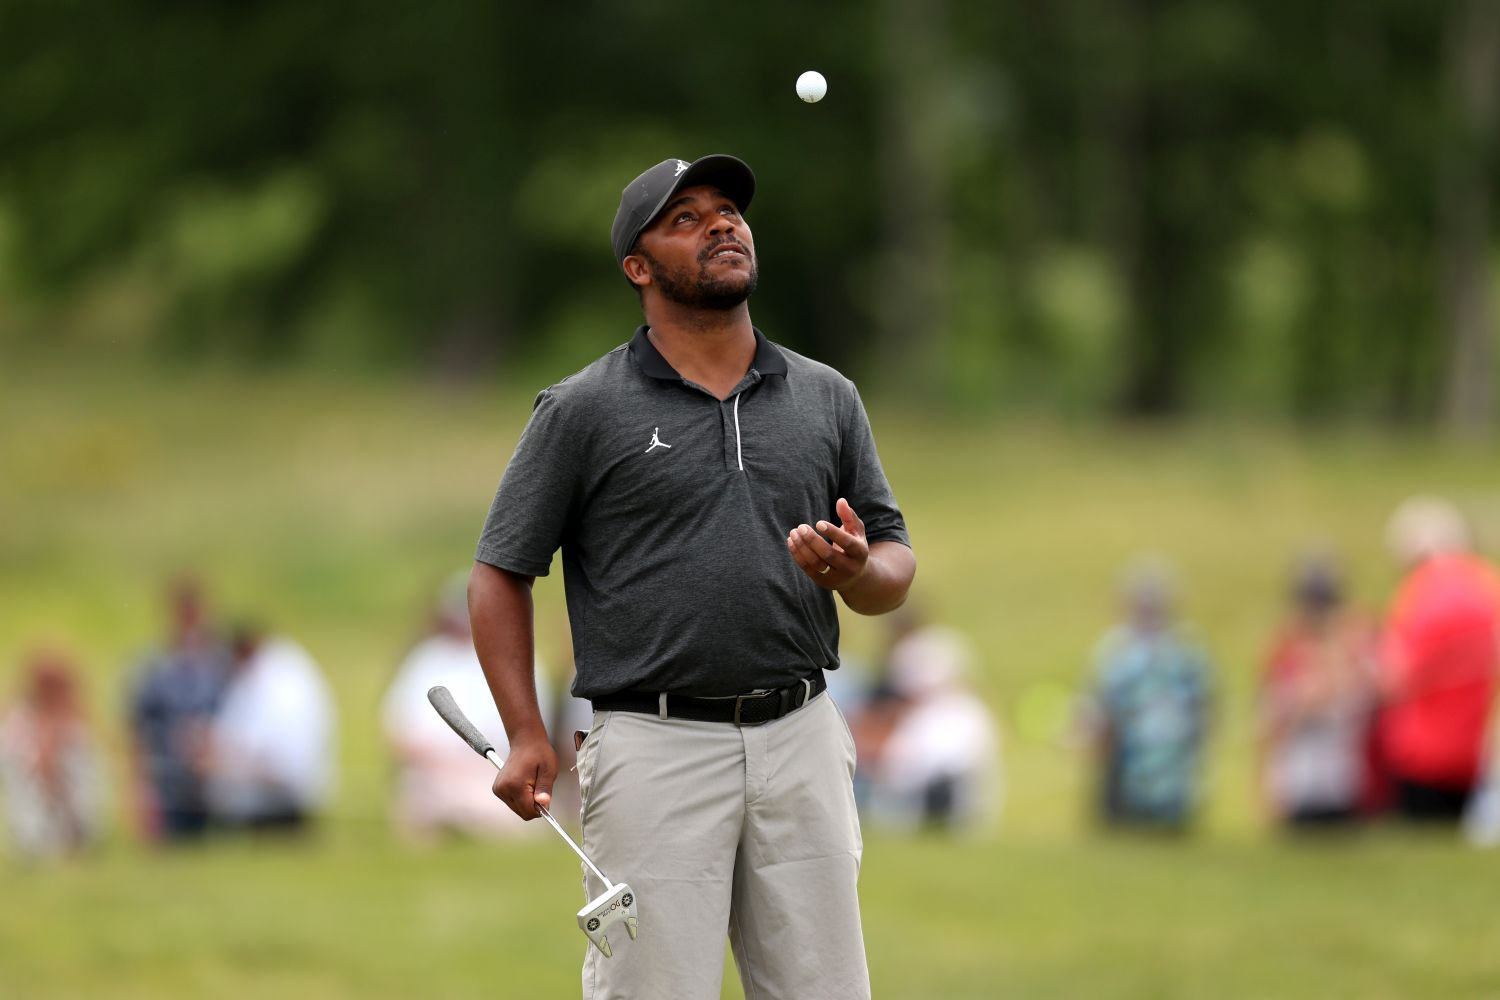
<box><xmin>718</xmin><ymin>370</ymin><xmax>762</xmax><ymax>473</ymax></box>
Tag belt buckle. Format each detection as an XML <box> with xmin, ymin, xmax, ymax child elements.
<box><xmin>733</xmin><ymin>689</ymin><xmax>773</xmax><ymax>727</ymax></box>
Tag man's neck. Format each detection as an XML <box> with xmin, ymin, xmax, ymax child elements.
<box><xmin>644</xmin><ymin>303</ymin><xmax>756</xmax><ymax>400</ymax></box>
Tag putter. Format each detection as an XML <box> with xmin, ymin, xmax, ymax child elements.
<box><xmin>426</xmin><ymin>685</ymin><xmax>639</xmax><ymax>957</ymax></box>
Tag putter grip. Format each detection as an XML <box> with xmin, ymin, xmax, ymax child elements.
<box><xmin>427</xmin><ymin>685</ymin><xmax>495</xmax><ymax>759</ymax></box>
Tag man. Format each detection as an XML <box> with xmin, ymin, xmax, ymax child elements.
<box><xmin>470</xmin><ymin>154</ymin><xmax>915</xmax><ymax>999</ymax></box>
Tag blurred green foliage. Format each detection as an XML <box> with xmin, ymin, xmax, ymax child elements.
<box><xmin>2</xmin><ymin>1</ymin><xmax>1499</xmax><ymax>422</ymax></box>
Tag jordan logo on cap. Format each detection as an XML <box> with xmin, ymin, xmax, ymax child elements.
<box><xmin>674</xmin><ymin>160</ymin><xmax>688</xmax><ymax>176</ymax></box>
<box><xmin>645</xmin><ymin>428</ymin><xmax>673</xmax><ymax>453</ymax></box>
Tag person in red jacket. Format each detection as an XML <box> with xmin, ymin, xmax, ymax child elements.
<box><xmin>1378</xmin><ymin>497</ymin><xmax>1500</xmax><ymax>820</ymax></box>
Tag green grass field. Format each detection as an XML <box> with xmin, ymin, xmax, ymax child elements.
<box><xmin>2</xmin><ymin>361</ymin><xmax>1499</xmax><ymax>998</ymax></box>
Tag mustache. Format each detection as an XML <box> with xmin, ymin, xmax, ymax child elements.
<box><xmin>698</xmin><ymin>239</ymin><xmax>750</xmax><ymax>263</ymax></box>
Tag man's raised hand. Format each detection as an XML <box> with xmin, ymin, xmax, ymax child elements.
<box><xmin>786</xmin><ymin>497</ymin><xmax>869</xmax><ymax>591</ymax></box>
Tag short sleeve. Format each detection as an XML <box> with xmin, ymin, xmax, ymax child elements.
<box><xmin>838</xmin><ymin>382</ymin><xmax>909</xmax><ymax>547</ymax></box>
<box><xmin>475</xmin><ymin>388</ymin><xmax>584</xmax><ymax>576</ymax></box>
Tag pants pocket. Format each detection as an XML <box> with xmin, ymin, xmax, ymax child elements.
<box><xmin>827</xmin><ymin>695</ymin><xmax>858</xmax><ymax>772</ymax></box>
<box><xmin>576</xmin><ymin>710</ymin><xmax>613</xmax><ymax>822</ymax></box>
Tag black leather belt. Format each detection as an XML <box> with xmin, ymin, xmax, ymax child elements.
<box><xmin>593</xmin><ymin>672</ymin><xmax>827</xmax><ymax>726</ymax></box>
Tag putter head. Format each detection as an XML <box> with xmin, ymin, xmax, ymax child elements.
<box><xmin>577</xmin><ymin>883</ymin><xmax>638</xmax><ymax>958</ymax></box>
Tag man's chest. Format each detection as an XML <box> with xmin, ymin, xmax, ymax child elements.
<box><xmin>580</xmin><ymin>386</ymin><xmax>841</xmax><ymax>519</ymax></box>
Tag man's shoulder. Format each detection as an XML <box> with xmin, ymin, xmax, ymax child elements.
<box><xmin>526</xmin><ymin>342</ymin><xmax>639</xmax><ymax>419</ymax></box>
<box><xmin>774</xmin><ymin>342</ymin><xmax>849</xmax><ymax>382</ymax></box>
<box><xmin>769</xmin><ymin>342</ymin><xmax>858</xmax><ymax>401</ymax></box>
<box><xmin>540</xmin><ymin>343</ymin><xmax>633</xmax><ymax>398</ymax></box>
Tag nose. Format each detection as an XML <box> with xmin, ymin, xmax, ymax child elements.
<box><xmin>708</xmin><ymin>215</ymin><xmax>738</xmax><ymax>238</ymax></box>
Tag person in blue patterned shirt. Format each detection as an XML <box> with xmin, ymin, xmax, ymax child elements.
<box><xmin>1084</xmin><ymin>558</ymin><xmax>1213</xmax><ymax>830</ymax></box>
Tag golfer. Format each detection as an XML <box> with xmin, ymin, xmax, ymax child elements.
<box><xmin>470</xmin><ymin>154</ymin><xmax>915</xmax><ymax>999</ymax></box>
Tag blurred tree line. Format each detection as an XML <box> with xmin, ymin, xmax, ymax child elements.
<box><xmin>2</xmin><ymin>0</ymin><xmax>1498</xmax><ymax>430</ymax></box>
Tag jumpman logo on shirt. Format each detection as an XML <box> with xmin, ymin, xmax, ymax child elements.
<box><xmin>645</xmin><ymin>427</ymin><xmax>672</xmax><ymax>453</ymax></box>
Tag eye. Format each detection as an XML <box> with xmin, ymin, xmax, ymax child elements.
<box><xmin>719</xmin><ymin>205</ymin><xmax>738</xmax><ymax>217</ymax></box>
<box><xmin>674</xmin><ymin>211</ymin><xmax>695</xmax><ymax>224</ymax></box>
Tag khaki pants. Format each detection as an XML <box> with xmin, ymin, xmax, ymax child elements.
<box><xmin>576</xmin><ymin>692</ymin><xmax>870</xmax><ymax>1000</ymax></box>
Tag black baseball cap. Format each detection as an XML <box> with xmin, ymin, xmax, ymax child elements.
<box><xmin>611</xmin><ymin>154</ymin><xmax>756</xmax><ymax>265</ymax></box>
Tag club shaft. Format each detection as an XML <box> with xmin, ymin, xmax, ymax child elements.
<box><xmin>484</xmin><ymin>749</ymin><xmax>614</xmax><ymax>888</ymax></box>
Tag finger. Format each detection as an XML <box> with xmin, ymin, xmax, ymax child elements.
<box><xmin>788</xmin><ymin>525</ymin><xmax>860</xmax><ymax>583</ymax></box>
<box><xmin>493</xmin><ymin>772</ymin><xmax>526</xmax><ymax>817</ymax></box>
<box><xmin>814</xmin><ymin>519</ymin><xmax>868</xmax><ymax>558</ymax></box>
<box><xmin>789</xmin><ymin>523</ymin><xmax>845</xmax><ymax>568</ymax></box>
<box><xmin>837</xmin><ymin>498</ymin><xmax>865</xmax><ymax>535</ymax></box>
<box><xmin>805</xmin><ymin>522</ymin><xmax>864</xmax><ymax>569</ymax></box>
<box><xmin>817</xmin><ymin>530</ymin><xmax>864</xmax><ymax>572</ymax></box>
<box><xmin>786</xmin><ymin>527</ymin><xmax>827</xmax><ymax>574</ymax></box>
<box><xmin>495</xmin><ymin>770</ymin><xmax>540</xmax><ymax>819</ymax></box>
<box><xmin>534</xmin><ymin>766</ymin><xmax>554</xmax><ymax>811</ymax></box>
<box><xmin>531</xmin><ymin>786</ymin><xmax>550</xmax><ymax>811</ymax></box>
<box><xmin>787</xmin><ymin>528</ymin><xmax>840</xmax><ymax>581</ymax></box>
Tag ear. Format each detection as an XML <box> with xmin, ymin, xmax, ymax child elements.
<box><xmin>622</xmin><ymin>254</ymin><xmax>652</xmax><ymax>289</ymax></box>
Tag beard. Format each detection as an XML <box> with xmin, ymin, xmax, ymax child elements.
<box><xmin>641</xmin><ymin>245</ymin><xmax>759</xmax><ymax>310</ymax></box>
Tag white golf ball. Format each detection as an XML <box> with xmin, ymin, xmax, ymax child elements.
<box><xmin>796</xmin><ymin>70</ymin><xmax>827</xmax><ymax>104</ymax></box>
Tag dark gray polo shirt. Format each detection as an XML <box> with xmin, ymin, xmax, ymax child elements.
<box><xmin>475</xmin><ymin>325</ymin><xmax>909</xmax><ymax>699</ymax></box>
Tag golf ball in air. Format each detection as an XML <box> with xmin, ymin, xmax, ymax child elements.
<box><xmin>796</xmin><ymin>71</ymin><xmax>827</xmax><ymax>103</ymax></box>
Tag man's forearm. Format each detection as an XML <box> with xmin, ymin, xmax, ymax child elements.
<box><xmin>468</xmin><ymin>561</ymin><xmax>548</xmax><ymax>744</ymax></box>
<box><xmin>838</xmin><ymin>541</ymin><xmax>916</xmax><ymax>616</ymax></box>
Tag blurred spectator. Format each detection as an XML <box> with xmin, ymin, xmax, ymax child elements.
<box><xmin>1377</xmin><ymin>497</ymin><xmax>1500</xmax><ymax>821</ymax></box>
<box><xmin>206</xmin><ymin>624</ymin><xmax>336</xmax><ymax>832</ymax></box>
<box><xmin>0</xmin><ymin>651</ymin><xmax>104</xmax><ymax>860</ymax></box>
<box><xmin>1466</xmin><ymin>737</ymin><xmax>1500</xmax><ymax>847</ymax></box>
<box><xmin>127</xmin><ymin>577</ymin><xmax>229</xmax><ymax>842</ymax></box>
<box><xmin>862</xmin><ymin>625</ymin><xmax>1001</xmax><ymax>832</ymax></box>
<box><xmin>1082</xmin><ymin>557</ymin><xmax>1212</xmax><ymax>831</ymax></box>
<box><xmin>848</xmin><ymin>606</ymin><xmax>925</xmax><ymax>812</ymax></box>
<box><xmin>1257</xmin><ymin>553</ymin><xmax>1379</xmax><ymax>829</ymax></box>
<box><xmin>824</xmin><ymin>651</ymin><xmax>875</xmax><ymax>721</ymax></box>
<box><xmin>382</xmin><ymin>573</ymin><xmax>554</xmax><ymax>843</ymax></box>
